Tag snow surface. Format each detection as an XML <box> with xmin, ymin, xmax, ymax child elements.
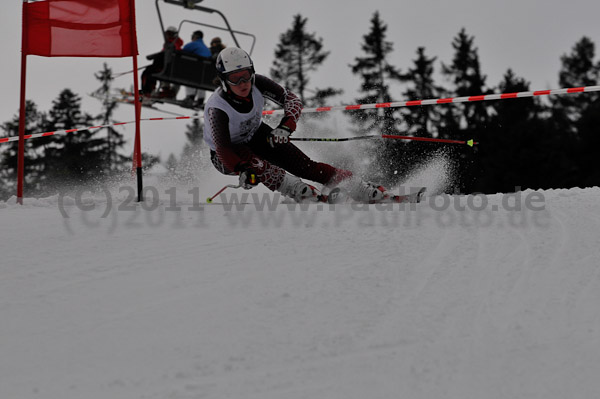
<box><xmin>1</xmin><ymin>164</ymin><xmax>600</xmax><ymax>399</ymax></box>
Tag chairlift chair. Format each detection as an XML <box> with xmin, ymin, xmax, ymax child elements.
<box><xmin>150</xmin><ymin>0</ymin><xmax>256</xmax><ymax>97</ymax></box>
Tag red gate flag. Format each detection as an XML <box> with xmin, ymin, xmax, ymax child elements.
<box><xmin>23</xmin><ymin>0</ymin><xmax>137</xmax><ymax>57</ymax></box>
<box><xmin>18</xmin><ymin>0</ymin><xmax>142</xmax><ymax>203</ymax></box>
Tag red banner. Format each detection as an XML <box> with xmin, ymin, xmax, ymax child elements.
<box><xmin>23</xmin><ymin>0</ymin><xmax>137</xmax><ymax>57</ymax></box>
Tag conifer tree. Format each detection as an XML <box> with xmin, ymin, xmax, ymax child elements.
<box><xmin>0</xmin><ymin>101</ymin><xmax>47</xmax><ymax>199</ymax></box>
<box><xmin>440</xmin><ymin>28</ymin><xmax>490</xmax><ymax>192</ymax></box>
<box><xmin>349</xmin><ymin>11</ymin><xmax>402</xmax><ymax>135</ymax></box>
<box><xmin>348</xmin><ymin>11</ymin><xmax>405</xmax><ymax>183</ymax></box>
<box><xmin>270</xmin><ymin>14</ymin><xmax>341</xmax><ymax>107</ymax></box>
<box><xmin>400</xmin><ymin>47</ymin><xmax>442</xmax><ymax>137</ymax></box>
<box><xmin>40</xmin><ymin>89</ymin><xmax>109</xmax><ymax>193</ymax></box>
<box><xmin>554</xmin><ymin>36</ymin><xmax>600</xmax><ymax>187</ymax></box>
<box><xmin>165</xmin><ymin>153</ymin><xmax>179</xmax><ymax>180</ymax></box>
<box><xmin>441</xmin><ymin>28</ymin><xmax>490</xmax><ymax>136</ymax></box>
<box><xmin>93</xmin><ymin>63</ymin><xmax>128</xmax><ymax>174</ymax></box>
<box><xmin>557</xmin><ymin>37</ymin><xmax>599</xmax><ymax>120</ymax></box>
<box><xmin>393</xmin><ymin>47</ymin><xmax>447</xmax><ymax>183</ymax></box>
<box><xmin>177</xmin><ymin>118</ymin><xmax>204</xmax><ymax>182</ymax></box>
<box><xmin>478</xmin><ymin>70</ymin><xmax>552</xmax><ymax>192</ymax></box>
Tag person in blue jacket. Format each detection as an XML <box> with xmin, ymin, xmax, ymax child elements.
<box><xmin>182</xmin><ymin>30</ymin><xmax>211</xmax><ymax>57</ymax></box>
<box><xmin>182</xmin><ymin>30</ymin><xmax>212</xmax><ymax>107</ymax></box>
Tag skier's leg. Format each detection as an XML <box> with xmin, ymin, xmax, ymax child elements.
<box><xmin>248</xmin><ymin>124</ymin><xmax>387</xmax><ymax>201</ymax></box>
<box><xmin>210</xmin><ymin>149</ymin><xmax>317</xmax><ymax>201</ymax></box>
<box><xmin>249</xmin><ymin>123</ymin><xmax>352</xmax><ymax>185</ymax></box>
<box><xmin>210</xmin><ymin>149</ymin><xmax>283</xmax><ymax>190</ymax></box>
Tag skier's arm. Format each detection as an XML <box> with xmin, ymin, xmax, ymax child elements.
<box><xmin>255</xmin><ymin>74</ymin><xmax>302</xmax><ymax>131</ymax></box>
<box><xmin>205</xmin><ymin>107</ymin><xmax>243</xmax><ymax>172</ymax></box>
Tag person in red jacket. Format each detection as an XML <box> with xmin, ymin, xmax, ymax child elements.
<box><xmin>203</xmin><ymin>47</ymin><xmax>387</xmax><ymax>203</ymax></box>
<box><xmin>164</xmin><ymin>26</ymin><xmax>184</xmax><ymax>51</ymax></box>
<box><xmin>141</xmin><ymin>26</ymin><xmax>184</xmax><ymax>97</ymax></box>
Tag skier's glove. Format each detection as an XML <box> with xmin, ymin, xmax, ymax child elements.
<box><xmin>235</xmin><ymin>162</ymin><xmax>259</xmax><ymax>190</ymax></box>
<box><xmin>267</xmin><ymin>116</ymin><xmax>296</xmax><ymax>148</ymax></box>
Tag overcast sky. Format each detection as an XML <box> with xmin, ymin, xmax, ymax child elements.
<box><xmin>2</xmin><ymin>0</ymin><xmax>600</xmax><ymax>159</ymax></box>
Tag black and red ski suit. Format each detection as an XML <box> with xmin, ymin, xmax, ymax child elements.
<box><xmin>203</xmin><ymin>74</ymin><xmax>351</xmax><ymax>191</ymax></box>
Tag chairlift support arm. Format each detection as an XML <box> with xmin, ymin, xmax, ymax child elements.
<box><xmin>178</xmin><ymin>19</ymin><xmax>256</xmax><ymax>55</ymax></box>
<box><xmin>156</xmin><ymin>0</ymin><xmax>244</xmax><ymax>49</ymax></box>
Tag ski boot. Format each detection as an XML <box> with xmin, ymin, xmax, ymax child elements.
<box><xmin>278</xmin><ymin>174</ymin><xmax>320</xmax><ymax>203</ymax></box>
<box><xmin>323</xmin><ymin>174</ymin><xmax>387</xmax><ymax>204</ymax></box>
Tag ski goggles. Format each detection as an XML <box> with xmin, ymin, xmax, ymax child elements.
<box><xmin>225</xmin><ymin>68</ymin><xmax>254</xmax><ymax>86</ymax></box>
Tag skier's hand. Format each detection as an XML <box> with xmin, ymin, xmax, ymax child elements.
<box><xmin>238</xmin><ymin>170</ymin><xmax>258</xmax><ymax>189</ymax></box>
<box><xmin>267</xmin><ymin>116</ymin><xmax>296</xmax><ymax>148</ymax></box>
<box><xmin>268</xmin><ymin>127</ymin><xmax>291</xmax><ymax>147</ymax></box>
<box><xmin>235</xmin><ymin>162</ymin><xmax>259</xmax><ymax>190</ymax></box>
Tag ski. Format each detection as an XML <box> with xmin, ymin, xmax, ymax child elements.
<box><xmin>319</xmin><ymin>187</ymin><xmax>426</xmax><ymax>204</ymax></box>
<box><xmin>386</xmin><ymin>187</ymin><xmax>426</xmax><ymax>204</ymax></box>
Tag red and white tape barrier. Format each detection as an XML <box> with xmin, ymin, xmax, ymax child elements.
<box><xmin>0</xmin><ymin>117</ymin><xmax>194</xmax><ymax>144</ymax></box>
<box><xmin>264</xmin><ymin>85</ymin><xmax>600</xmax><ymax>116</ymax></box>
<box><xmin>2</xmin><ymin>85</ymin><xmax>599</xmax><ymax>144</ymax></box>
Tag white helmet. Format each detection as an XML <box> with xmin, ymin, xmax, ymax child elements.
<box><xmin>215</xmin><ymin>47</ymin><xmax>255</xmax><ymax>92</ymax></box>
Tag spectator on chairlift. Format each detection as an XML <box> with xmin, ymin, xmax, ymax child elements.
<box><xmin>209</xmin><ymin>37</ymin><xmax>226</xmax><ymax>59</ymax></box>
<box><xmin>182</xmin><ymin>30</ymin><xmax>211</xmax><ymax>108</ymax></box>
<box><xmin>182</xmin><ymin>30</ymin><xmax>211</xmax><ymax>58</ymax></box>
<box><xmin>141</xmin><ymin>26</ymin><xmax>184</xmax><ymax>97</ymax></box>
<box><xmin>164</xmin><ymin>26</ymin><xmax>184</xmax><ymax>50</ymax></box>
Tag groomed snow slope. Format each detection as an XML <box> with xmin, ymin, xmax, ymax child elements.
<box><xmin>1</xmin><ymin>182</ymin><xmax>600</xmax><ymax>399</ymax></box>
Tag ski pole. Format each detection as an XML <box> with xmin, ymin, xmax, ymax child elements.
<box><xmin>206</xmin><ymin>184</ymin><xmax>241</xmax><ymax>203</ymax></box>
<box><xmin>205</xmin><ymin>174</ymin><xmax>256</xmax><ymax>203</ymax></box>
<box><xmin>381</xmin><ymin>134</ymin><xmax>476</xmax><ymax>146</ymax></box>
<box><xmin>290</xmin><ymin>135</ymin><xmax>379</xmax><ymax>142</ymax></box>
<box><xmin>290</xmin><ymin>135</ymin><xmax>476</xmax><ymax>146</ymax></box>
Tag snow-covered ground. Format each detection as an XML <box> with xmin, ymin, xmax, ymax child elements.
<box><xmin>1</xmin><ymin>163</ymin><xmax>600</xmax><ymax>399</ymax></box>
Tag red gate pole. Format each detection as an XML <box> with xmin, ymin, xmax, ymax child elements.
<box><xmin>129</xmin><ymin>0</ymin><xmax>143</xmax><ymax>202</ymax></box>
<box><xmin>17</xmin><ymin>0</ymin><xmax>30</xmax><ymax>205</ymax></box>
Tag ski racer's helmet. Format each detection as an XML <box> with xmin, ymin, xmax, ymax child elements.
<box><xmin>215</xmin><ymin>47</ymin><xmax>255</xmax><ymax>92</ymax></box>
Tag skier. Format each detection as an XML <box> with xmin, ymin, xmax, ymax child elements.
<box><xmin>203</xmin><ymin>47</ymin><xmax>389</xmax><ymax>203</ymax></box>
